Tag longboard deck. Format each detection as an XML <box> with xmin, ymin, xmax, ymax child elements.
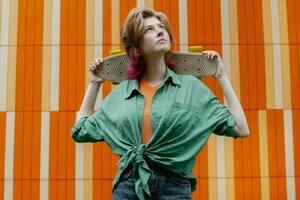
<box><xmin>97</xmin><ymin>52</ymin><xmax>218</xmax><ymax>83</ymax></box>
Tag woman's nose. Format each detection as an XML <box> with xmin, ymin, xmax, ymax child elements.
<box><xmin>157</xmin><ymin>29</ymin><xmax>164</xmax><ymax>37</ymax></box>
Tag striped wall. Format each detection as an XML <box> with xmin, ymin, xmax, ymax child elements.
<box><xmin>0</xmin><ymin>0</ymin><xmax>299</xmax><ymax>199</ymax></box>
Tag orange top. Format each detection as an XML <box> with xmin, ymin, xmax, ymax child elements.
<box><xmin>139</xmin><ymin>79</ymin><xmax>160</xmax><ymax>144</ymax></box>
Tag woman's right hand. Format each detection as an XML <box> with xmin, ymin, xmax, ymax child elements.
<box><xmin>89</xmin><ymin>58</ymin><xmax>104</xmax><ymax>83</ymax></box>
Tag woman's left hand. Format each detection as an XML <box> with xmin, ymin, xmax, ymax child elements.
<box><xmin>202</xmin><ymin>50</ymin><xmax>225</xmax><ymax>79</ymax></box>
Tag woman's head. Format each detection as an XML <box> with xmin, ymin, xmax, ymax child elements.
<box><xmin>121</xmin><ymin>7</ymin><xmax>176</xmax><ymax>80</ymax></box>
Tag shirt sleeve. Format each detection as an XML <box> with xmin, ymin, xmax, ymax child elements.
<box><xmin>209</xmin><ymin>94</ymin><xmax>238</xmax><ymax>139</ymax></box>
<box><xmin>71</xmin><ymin>109</ymin><xmax>106</xmax><ymax>143</ymax></box>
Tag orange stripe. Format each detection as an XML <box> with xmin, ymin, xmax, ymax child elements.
<box><xmin>267</xmin><ymin>110</ymin><xmax>287</xmax><ymax>199</ymax></box>
<box><xmin>292</xmin><ymin>110</ymin><xmax>300</xmax><ymax>199</ymax></box>
<box><xmin>187</xmin><ymin>1</ymin><xmax>202</xmax><ymax>199</ymax></box>
<box><xmin>102</xmin><ymin>0</ymin><xmax>112</xmax><ymax>99</ymax></box>
<box><xmin>187</xmin><ymin>0</ymin><xmax>197</xmax><ymax>45</ymax></box>
<box><xmin>15</xmin><ymin>0</ymin><xmax>27</xmax><ymax>111</ymax></box>
<box><xmin>59</xmin><ymin>0</ymin><xmax>69</xmax><ymax>111</ymax></box>
<box><xmin>49</xmin><ymin>112</ymin><xmax>59</xmax><ymax>200</ymax></box>
<box><xmin>13</xmin><ymin>112</ymin><xmax>24</xmax><ymax>200</ymax></box>
<box><xmin>275</xmin><ymin>110</ymin><xmax>287</xmax><ymax>199</ymax></box>
<box><xmin>197</xmin><ymin>146</ymin><xmax>209</xmax><ymax>199</ymax></box>
<box><xmin>31</xmin><ymin>112</ymin><xmax>41</xmax><ymax>200</ymax></box>
<box><xmin>245</xmin><ymin>0</ymin><xmax>258</xmax><ymax>110</ymax></box>
<box><xmin>212</xmin><ymin>0</ymin><xmax>223</xmax><ymax>101</ymax></box>
<box><xmin>249</xmin><ymin>111</ymin><xmax>261</xmax><ymax>198</ymax></box>
<box><xmin>267</xmin><ymin>110</ymin><xmax>277</xmax><ymax>199</ymax></box>
<box><xmin>296</xmin><ymin>0</ymin><xmax>300</xmax><ymax>106</ymax></box>
<box><xmin>32</xmin><ymin>0</ymin><xmax>43</xmax><ymax>112</ymax></box>
<box><xmin>234</xmin><ymin>114</ymin><xmax>245</xmax><ymax>199</ymax></box>
<box><xmin>0</xmin><ymin>113</ymin><xmax>6</xmax><ymax>200</ymax></box>
<box><xmin>254</xmin><ymin>0</ymin><xmax>266</xmax><ymax>109</ymax></box>
<box><xmin>67</xmin><ymin>0</ymin><xmax>76</xmax><ymax>111</ymax></box>
<box><xmin>67</xmin><ymin>112</ymin><xmax>76</xmax><ymax>199</ymax></box>
<box><xmin>76</xmin><ymin>0</ymin><xmax>86</xmax><ymax>110</ymax></box>
<box><xmin>237</xmin><ymin>0</ymin><xmax>250</xmax><ymax>110</ymax></box>
<box><xmin>22</xmin><ymin>112</ymin><xmax>32</xmax><ymax>200</ymax></box>
<box><xmin>187</xmin><ymin>1</ymin><xmax>208</xmax><ymax>198</ymax></box>
<box><xmin>93</xmin><ymin>143</ymin><xmax>103</xmax><ymax>200</ymax></box>
<box><xmin>57</xmin><ymin>112</ymin><xmax>67</xmax><ymax>200</ymax></box>
<box><xmin>242</xmin><ymin>111</ymin><xmax>252</xmax><ymax>200</ymax></box>
<box><xmin>286</xmin><ymin>0</ymin><xmax>300</xmax><ymax>109</ymax></box>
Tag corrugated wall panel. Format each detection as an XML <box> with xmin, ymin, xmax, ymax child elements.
<box><xmin>1</xmin><ymin>0</ymin><xmax>300</xmax><ymax>199</ymax></box>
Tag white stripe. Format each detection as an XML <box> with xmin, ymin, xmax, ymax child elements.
<box><xmin>75</xmin><ymin>117</ymin><xmax>85</xmax><ymax>200</ymax></box>
<box><xmin>270</xmin><ymin>0</ymin><xmax>283</xmax><ymax>108</ymax></box>
<box><xmin>283</xmin><ymin>110</ymin><xmax>296</xmax><ymax>200</ymax></box>
<box><xmin>40</xmin><ymin>112</ymin><xmax>50</xmax><ymax>200</ymax></box>
<box><xmin>94</xmin><ymin>0</ymin><xmax>103</xmax><ymax>55</ymax></box>
<box><xmin>0</xmin><ymin>0</ymin><xmax>10</xmax><ymax>111</ymax></box>
<box><xmin>221</xmin><ymin>0</ymin><xmax>231</xmax><ymax>79</ymax></box>
<box><xmin>94</xmin><ymin>0</ymin><xmax>103</xmax><ymax>110</ymax></box>
<box><xmin>0</xmin><ymin>0</ymin><xmax>9</xmax><ymax>45</ymax></box>
<box><xmin>178</xmin><ymin>0</ymin><xmax>188</xmax><ymax>52</ymax></box>
<box><xmin>4</xmin><ymin>112</ymin><xmax>15</xmax><ymax>200</ymax></box>
<box><xmin>50</xmin><ymin>0</ymin><xmax>60</xmax><ymax>111</ymax></box>
<box><xmin>217</xmin><ymin>136</ymin><xmax>226</xmax><ymax>200</ymax></box>
<box><xmin>136</xmin><ymin>0</ymin><xmax>144</xmax><ymax>7</ymax></box>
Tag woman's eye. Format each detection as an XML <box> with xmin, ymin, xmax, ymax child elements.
<box><xmin>145</xmin><ymin>27</ymin><xmax>153</xmax><ymax>32</ymax></box>
<box><xmin>159</xmin><ymin>25</ymin><xmax>165</xmax><ymax>29</ymax></box>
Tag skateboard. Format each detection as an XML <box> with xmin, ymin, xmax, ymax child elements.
<box><xmin>97</xmin><ymin>51</ymin><xmax>218</xmax><ymax>84</ymax></box>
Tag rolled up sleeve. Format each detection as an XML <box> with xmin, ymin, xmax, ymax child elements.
<box><xmin>71</xmin><ymin>114</ymin><xmax>104</xmax><ymax>143</ymax></box>
<box><xmin>209</xmin><ymin>95</ymin><xmax>238</xmax><ymax>139</ymax></box>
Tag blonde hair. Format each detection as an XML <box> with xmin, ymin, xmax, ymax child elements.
<box><xmin>121</xmin><ymin>7</ymin><xmax>175</xmax><ymax>53</ymax></box>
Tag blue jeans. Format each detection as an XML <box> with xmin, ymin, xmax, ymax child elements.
<box><xmin>112</xmin><ymin>165</ymin><xmax>191</xmax><ymax>200</ymax></box>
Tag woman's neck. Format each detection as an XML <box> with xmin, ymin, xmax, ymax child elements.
<box><xmin>142</xmin><ymin>54</ymin><xmax>166</xmax><ymax>86</ymax></box>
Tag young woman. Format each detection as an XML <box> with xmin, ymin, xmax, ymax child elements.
<box><xmin>71</xmin><ymin>7</ymin><xmax>249</xmax><ymax>200</ymax></box>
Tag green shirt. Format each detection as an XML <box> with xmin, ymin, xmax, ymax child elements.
<box><xmin>71</xmin><ymin>67</ymin><xmax>237</xmax><ymax>200</ymax></box>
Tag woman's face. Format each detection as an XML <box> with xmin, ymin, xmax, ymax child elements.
<box><xmin>139</xmin><ymin>16</ymin><xmax>171</xmax><ymax>56</ymax></box>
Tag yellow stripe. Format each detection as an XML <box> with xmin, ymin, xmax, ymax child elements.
<box><xmin>258</xmin><ymin>110</ymin><xmax>270</xmax><ymax>200</ymax></box>
<box><xmin>262</xmin><ymin>0</ymin><xmax>275</xmax><ymax>108</ymax></box>
<box><xmin>42</xmin><ymin>0</ymin><xmax>52</xmax><ymax>111</ymax></box>
<box><xmin>208</xmin><ymin>135</ymin><xmax>217</xmax><ymax>200</ymax></box>
<box><xmin>6</xmin><ymin>0</ymin><xmax>18</xmax><ymax>111</ymax></box>
<box><xmin>111</xmin><ymin>0</ymin><xmax>120</xmax><ymax>51</ymax></box>
<box><xmin>144</xmin><ymin>0</ymin><xmax>154</xmax><ymax>9</ymax></box>
<box><xmin>94</xmin><ymin>0</ymin><xmax>103</xmax><ymax>111</ymax></box>
<box><xmin>111</xmin><ymin>0</ymin><xmax>120</xmax><ymax>91</ymax></box>
<box><xmin>229</xmin><ymin>0</ymin><xmax>240</xmax><ymax>99</ymax></box>
<box><xmin>84</xmin><ymin>144</ymin><xmax>93</xmax><ymax>200</ymax></box>
<box><xmin>225</xmin><ymin>137</ymin><xmax>235</xmax><ymax>200</ymax></box>
<box><xmin>278</xmin><ymin>0</ymin><xmax>291</xmax><ymax>109</ymax></box>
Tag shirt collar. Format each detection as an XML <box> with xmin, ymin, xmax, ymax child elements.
<box><xmin>123</xmin><ymin>67</ymin><xmax>181</xmax><ymax>99</ymax></box>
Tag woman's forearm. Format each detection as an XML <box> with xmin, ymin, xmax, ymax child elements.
<box><xmin>77</xmin><ymin>81</ymin><xmax>102</xmax><ymax>121</ymax></box>
<box><xmin>217</xmin><ymin>75</ymin><xmax>249</xmax><ymax>137</ymax></box>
